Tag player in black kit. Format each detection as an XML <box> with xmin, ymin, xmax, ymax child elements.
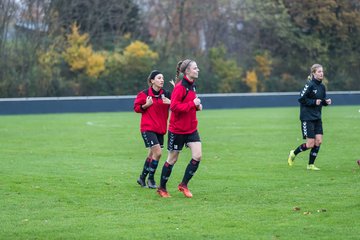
<box><xmin>288</xmin><ymin>64</ymin><xmax>332</xmax><ymax>170</ymax></box>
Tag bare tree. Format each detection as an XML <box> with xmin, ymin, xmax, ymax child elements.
<box><xmin>0</xmin><ymin>0</ymin><xmax>52</xmax><ymax>96</ymax></box>
<box><xmin>48</xmin><ymin>0</ymin><xmax>144</xmax><ymax>48</ymax></box>
<box><xmin>0</xmin><ymin>0</ymin><xmax>18</xmax><ymax>78</ymax></box>
<box><xmin>138</xmin><ymin>0</ymin><xmax>246</xmax><ymax>57</ymax></box>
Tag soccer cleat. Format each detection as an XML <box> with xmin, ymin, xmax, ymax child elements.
<box><xmin>137</xmin><ymin>177</ymin><xmax>146</xmax><ymax>187</ymax></box>
<box><xmin>147</xmin><ymin>179</ymin><xmax>157</xmax><ymax>189</ymax></box>
<box><xmin>178</xmin><ymin>183</ymin><xmax>193</xmax><ymax>198</ymax></box>
<box><xmin>157</xmin><ymin>188</ymin><xmax>171</xmax><ymax>198</ymax></box>
<box><xmin>288</xmin><ymin>150</ymin><xmax>296</xmax><ymax>166</ymax></box>
<box><xmin>307</xmin><ymin>164</ymin><xmax>320</xmax><ymax>171</ymax></box>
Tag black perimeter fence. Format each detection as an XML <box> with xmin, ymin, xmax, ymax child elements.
<box><xmin>0</xmin><ymin>91</ymin><xmax>359</xmax><ymax>115</ymax></box>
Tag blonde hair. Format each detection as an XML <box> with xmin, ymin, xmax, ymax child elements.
<box><xmin>175</xmin><ymin>59</ymin><xmax>193</xmax><ymax>83</ymax></box>
<box><xmin>307</xmin><ymin>63</ymin><xmax>323</xmax><ymax>81</ymax></box>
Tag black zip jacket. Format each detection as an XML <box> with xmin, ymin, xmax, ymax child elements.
<box><xmin>298</xmin><ymin>77</ymin><xmax>328</xmax><ymax>121</ymax></box>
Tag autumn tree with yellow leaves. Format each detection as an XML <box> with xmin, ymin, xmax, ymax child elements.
<box><xmin>253</xmin><ymin>52</ymin><xmax>272</xmax><ymax>92</ymax></box>
<box><xmin>255</xmin><ymin>53</ymin><xmax>272</xmax><ymax>80</ymax></box>
<box><xmin>37</xmin><ymin>23</ymin><xmax>106</xmax><ymax>95</ymax></box>
<box><xmin>104</xmin><ymin>40</ymin><xmax>159</xmax><ymax>94</ymax></box>
<box><xmin>245</xmin><ymin>70</ymin><xmax>258</xmax><ymax>93</ymax></box>
<box><xmin>37</xmin><ymin>35</ymin><xmax>64</xmax><ymax>96</ymax></box>
<box><xmin>37</xmin><ymin>25</ymin><xmax>159</xmax><ymax>96</ymax></box>
<box><xmin>63</xmin><ymin>24</ymin><xmax>105</xmax><ymax>78</ymax></box>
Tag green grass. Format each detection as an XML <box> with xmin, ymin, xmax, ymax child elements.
<box><xmin>1</xmin><ymin>106</ymin><xmax>360</xmax><ymax>239</ymax></box>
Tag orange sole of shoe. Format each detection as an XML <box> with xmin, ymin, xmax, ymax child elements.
<box><xmin>178</xmin><ymin>187</ymin><xmax>193</xmax><ymax>198</ymax></box>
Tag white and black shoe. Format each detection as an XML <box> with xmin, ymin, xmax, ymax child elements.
<box><xmin>147</xmin><ymin>179</ymin><xmax>157</xmax><ymax>189</ymax></box>
<box><xmin>137</xmin><ymin>177</ymin><xmax>146</xmax><ymax>187</ymax></box>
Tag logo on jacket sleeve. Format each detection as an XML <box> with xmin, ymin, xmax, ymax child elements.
<box><xmin>300</xmin><ymin>84</ymin><xmax>309</xmax><ymax>97</ymax></box>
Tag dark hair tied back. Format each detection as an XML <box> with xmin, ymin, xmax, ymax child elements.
<box><xmin>149</xmin><ymin>70</ymin><xmax>161</xmax><ymax>80</ymax></box>
<box><xmin>147</xmin><ymin>70</ymin><xmax>161</xmax><ymax>86</ymax></box>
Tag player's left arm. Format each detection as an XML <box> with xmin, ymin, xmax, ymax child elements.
<box><xmin>322</xmin><ymin>98</ymin><xmax>331</xmax><ymax>105</ymax></box>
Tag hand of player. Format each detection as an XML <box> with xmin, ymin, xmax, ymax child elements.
<box><xmin>162</xmin><ymin>96</ymin><xmax>171</xmax><ymax>105</ymax></box>
<box><xmin>169</xmin><ymin>80</ymin><xmax>175</xmax><ymax>87</ymax></box>
<box><xmin>316</xmin><ymin>99</ymin><xmax>322</xmax><ymax>105</ymax></box>
<box><xmin>325</xmin><ymin>98</ymin><xmax>332</xmax><ymax>105</ymax></box>
<box><xmin>193</xmin><ymin>97</ymin><xmax>201</xmax><ymax>106</ymax></box>
<box><xmin>196</xmin><ymin>104</ymin><xmax>203</xmax><ymax>111</ymax></box>
<box><xmin>142</xmin><ymin>96</ymin><xmax>153</xmax><ymax>109</ymax></box>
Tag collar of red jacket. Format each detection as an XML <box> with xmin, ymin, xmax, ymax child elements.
<box><xmin>148</xmin><ymin>87</ymin><xmax>163</xmax><ymax>97</ymax></box>
<box><xmin>183</xmin><ymin>75</ymin><xmax>195</xmax><ymax>85</ymax></box>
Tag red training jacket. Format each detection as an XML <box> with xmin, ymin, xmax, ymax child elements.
<box><xmin>169</xmin><ymin>76</ymin><xmax>199</xmax><ymax>134</ymax></box>
<box><xmin>134</xmin><ymin>87</ymin><xmax>171</xmax><ymax>135</ymax></box>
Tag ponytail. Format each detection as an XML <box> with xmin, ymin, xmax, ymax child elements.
<box><xmin>174</xmin><ymin>59</ymin><xmax>193</xmax><ymax>84</ymax></box>
<box><xmin>175</xmin><ymin>61</ymin><xmax>183</xmax><ymax>84</ymax></box>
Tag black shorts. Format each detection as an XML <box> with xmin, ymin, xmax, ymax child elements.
<box><xmin>301</xmin><ymin>120</ymin><xmax>323</xmax><ymax>139</ymax></box>
<box><xmin>167</xmin><ymin>130</ymin><xmax>201</xmax><ymax>151</ymax></box>
<box><xmin>141</xmin><ymin>131</ymin><xmax>164</xmax><ymax>148</ymax></box>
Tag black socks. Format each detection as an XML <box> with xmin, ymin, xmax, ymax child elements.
<box><xmin>160</xmin><ymin>161</ymin><xmax>173</xmax><ymax>189</ymax></box>
<box><xmin>159</xmin><ymin>159</ymin><xmax>201</xmax><ymax>189</ymax></box>
<box><xmin>309</xmin><ymin>146</ymin><xmax>320</xmax><ymax>165</ymax></box>
<box><xmin>181</xmin><ymin>159</ymin><xmax>200</xmax><ymax>185</ymax></box>
<box><xmin>148</xmin><ymin>160</ymin><xmax>159</xmax><ymax>180</ymax></box>
<box><xmin>294</xmin><ymin>143</ymin><xmax>308</xmax><ymax>155</ymax></box>
<box><xmin>293</xmin><ymin>143</ymin><xmax>321</xmax><ymax>165</ymax></box>
<box><xmin>140</xmin><ymin>157</ymin><xmax>151</xmax><ymax>180</ymax></box>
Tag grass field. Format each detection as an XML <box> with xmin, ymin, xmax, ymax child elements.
<box><xmin>1</xmin><ymin>106</ymin><xmax>360</xmax><ymax>239</ymax></box>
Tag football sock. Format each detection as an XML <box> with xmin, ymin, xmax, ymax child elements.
<box><xmin>148</xmin><ymin>159</ymin><xmax>159</xmax><ymax>180</ymax></box>
<box><xmin>181</xmin><ymin>159</ymin><xmax>200</xmax><ymax>185</ymax></box>
<box><xmin>160</xmin><ymin>161</ymin><xmax>173</xmax><ymax>189</ymax></box>
<box><xmin>140</xmin><ymin>157</ymin><xmax>151</xmax><ymax>179</ymax></box>
<box><xmin>294</xmin><ymin>143</ymin><xmax>308</xmax><ymax>155</ymax></box>
<box><xmin>309</xmin><ymin>145</ymin><xmax>320</xmax><ymax>165</ymax></box>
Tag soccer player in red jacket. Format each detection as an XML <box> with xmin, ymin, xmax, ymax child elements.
<box><xmin>157</xmin><ymin>59</ymin><xmax>203</xmax><ymax>198</ymax></box>
<box><xmin>134</xmin><ymin>70</ymin><xmax>171</xmax><ymax>189</ymax></box>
